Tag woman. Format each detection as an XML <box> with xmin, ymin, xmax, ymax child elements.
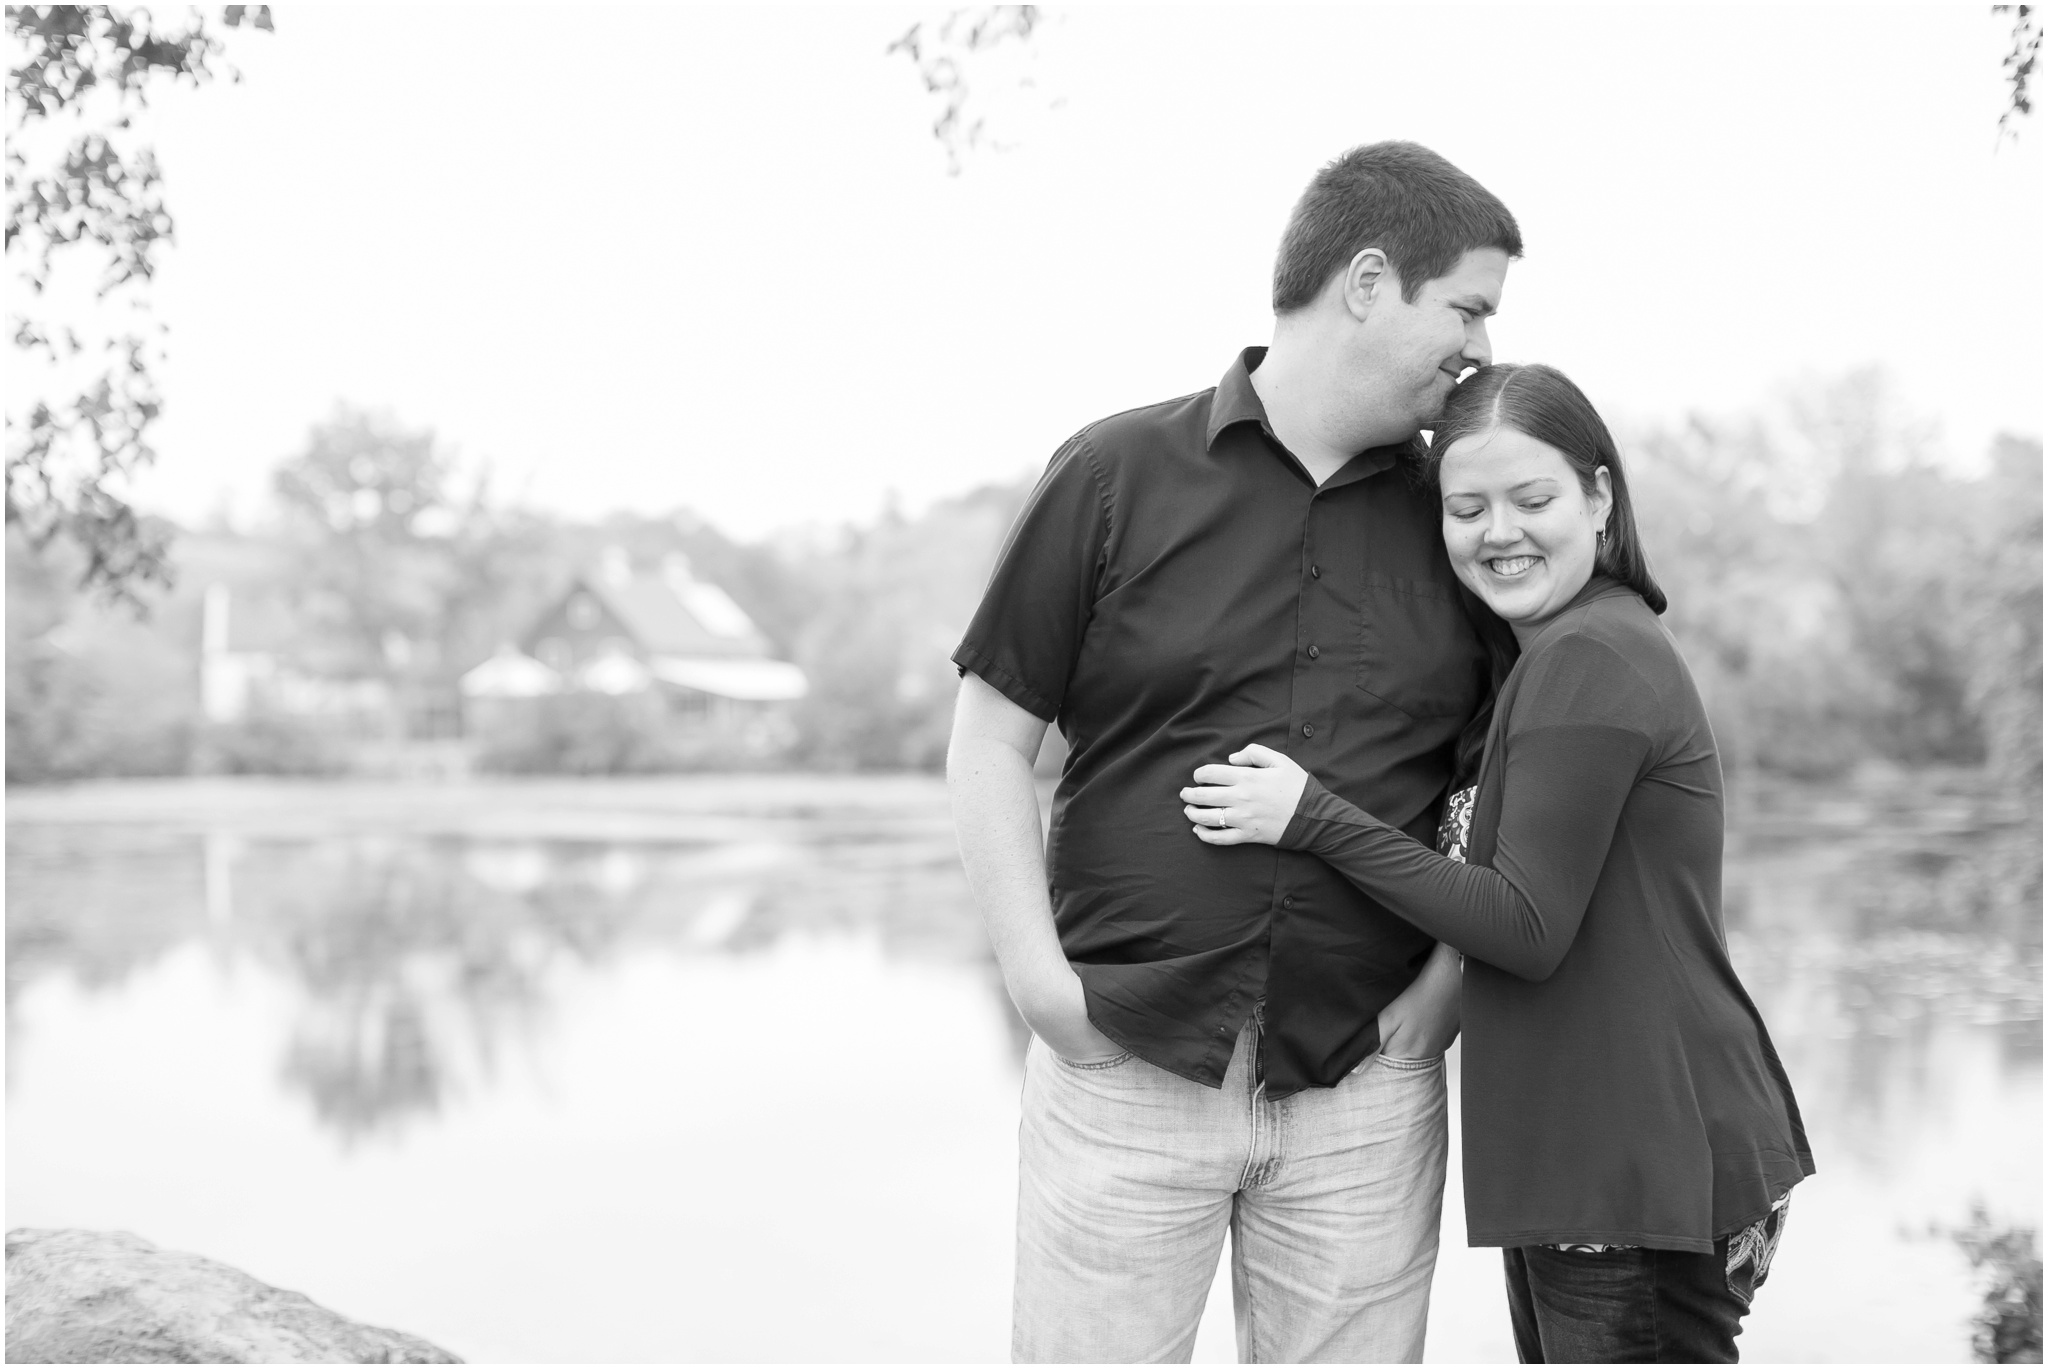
<box><xmin>1178</xmin><ymin>363</ymin><xmax>1813</xmax><ymax>1363</ymax></box>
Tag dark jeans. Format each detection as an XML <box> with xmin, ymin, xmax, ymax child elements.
<box><xmin>1504</xmin><ymin>1237</ymin><xmax>1761</xmax><ymax>1363</ymax></box>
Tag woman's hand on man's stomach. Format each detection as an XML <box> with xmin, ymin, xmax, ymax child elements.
<box><xmin>1181</xmin><ymin>744</ymin><xmax>1311</xmax><ymax>846</ymax></box>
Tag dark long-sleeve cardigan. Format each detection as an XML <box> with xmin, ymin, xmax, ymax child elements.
<box><xmin>1279</xmin><ymin>577</ymin><xmax>1814</xmax><ymax>1253</ymax></box>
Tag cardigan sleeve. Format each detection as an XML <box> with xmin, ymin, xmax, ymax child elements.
<box><xmin>1278</xmin><ymin>718</ymin><xmax>1652</xmax><ymax>982</ymax></box>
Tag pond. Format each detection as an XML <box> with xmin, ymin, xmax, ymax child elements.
<box><xmin>6</xmin><ymin>771</ymin><xmax>2039</xmax><ymax>1362</ymax></box>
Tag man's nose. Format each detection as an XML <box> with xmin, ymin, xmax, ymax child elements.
<box><xmin>1463</xmin><ymin>318</ymin><xmax>1493</xmax><ymax>369</ymax></box>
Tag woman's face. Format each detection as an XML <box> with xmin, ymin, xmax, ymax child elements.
<box><xmin>1439</xmin><ymin>425</ymin><xmax>1613</xmax><ymax>637</ymax></box>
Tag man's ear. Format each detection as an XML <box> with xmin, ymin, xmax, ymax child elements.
<box><xmin>1341</xmin><ymin>248</ymin><xmax>1390</xmax><ymax>321</ymax></box>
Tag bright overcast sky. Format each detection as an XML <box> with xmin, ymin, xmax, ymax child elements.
<box><xmin>77</xmin><ymin>5</ymin><xmax>2046</xmax><ymax>540</ymax></box>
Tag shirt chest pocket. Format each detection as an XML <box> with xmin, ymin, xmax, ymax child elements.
<box><xmin>1355</xmin><ymin>579</ymin><xmax>1484</xmax><ymax>719</ymax></box>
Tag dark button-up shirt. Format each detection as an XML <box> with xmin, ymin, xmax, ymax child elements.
<box><xmin>953</xmin><ymin>348</ymin><xmax>1511</xmax><ymax>1096</ymax></box>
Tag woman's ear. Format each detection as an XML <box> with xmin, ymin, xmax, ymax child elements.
<box><xmin>1591</xmin><ymin>466</ymin><xmax>1616</xmax><ymax>532</ymax></box>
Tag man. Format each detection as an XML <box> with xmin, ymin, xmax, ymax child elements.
<box><xmin>947</xmin><ymin>141</ymin><xmax>1522</xmax><ymax>1363</ymax></box>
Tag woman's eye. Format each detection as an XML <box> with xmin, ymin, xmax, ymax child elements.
<box><xmin>1520</xmin><ymin>497</ymin><xmax>1552</xmax><ymax>512</ymax></box>
<box><xmin>1447</xmin><ymin>506</ymin><xmax>1483</xmax><ymax>521</ymax></box>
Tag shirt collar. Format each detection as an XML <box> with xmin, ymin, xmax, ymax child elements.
<box><xmin>1206</xmin><ymin>347</ymin><xmax>1272</xmax><ymax>449</ymax></box>
<box><xmin>1206</xmin><ymin>346</ymin><xmax>1418</xmax><ymax>486</ymax></box>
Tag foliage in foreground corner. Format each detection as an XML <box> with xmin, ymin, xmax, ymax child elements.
<box><xmin>1950</xmin><ymin>1204</ymin><xmax>2044</xmax><ymax>1363</ymax></box>
<box><xmin>888</xmin><ymin>5</ymin><xmax>1045</xmax><ymax>174</ymax></box>
<box><xmin>1996</xmin><ymin>5</ymin><xmax>2040</xmax><ymax>138</ymax></box>
<box><xmin>5</xmin><ymin>5</ymin><xmax>271</xmax><ymax>611</ymax></box>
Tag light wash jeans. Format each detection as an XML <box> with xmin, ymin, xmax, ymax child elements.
<box><xmin>1013</xmin><ymin>1015</ymin><xmax>1449</xmax><ymax>1363</ymax></box>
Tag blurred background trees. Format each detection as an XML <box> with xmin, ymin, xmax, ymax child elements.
<box><xmin>1634</xmin><ymin>371</ymin><xmax>2041</xmax><ymax>784</ymax></box>
<box><xmin>787</xmin><ymin>481</ymin><xmax>1029</xmax><ymax>770</ymax></box>
<box><xmin>6</xmin><ymin>7</ymin><xmax>2037</xmax><ymax>800</ymax></box>
<box><xmin>269</xmin><ymin>405</ymin><xmax>547</xmax><ymax>741</ymax></box>
<box><xmin>7</xmin><ymin>369</ymin><xmax>2039</xmax><ymax>798</ymax></box>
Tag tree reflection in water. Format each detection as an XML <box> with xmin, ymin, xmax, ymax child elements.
<box><xmin>224</xmin><ymin>835</ymin><xmax>765</xmax><ymax>1143</ymax></box>
<box><xmin>1725</xmin><ymin>770</ymin><xmax>2041</xmax><ymax>1171</ymax></box>
<box><xmin>6</xmin><ymin>824</ymin><xmax>211</xmax><ymax>1085</ymax></box>
<box><xmin>4</xmin><ymin>774</ymin><xmax>2038</xmax><ymax>1361</ymax></box>
<box><xmin>243</xmin><ymin>836</ymin><xmax>573</xmax><ymax>1144</ymax></box>
<box><xmin>5</xmin><ymin>770</ymin><xmax>2033</xmax><ymax>1156</ymax></box>
<box><xmin>8</xmin><ymin>797</ymin><xmax>1005</xmax><ymax>1145</ymax></box>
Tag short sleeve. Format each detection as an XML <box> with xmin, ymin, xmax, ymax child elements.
<box><xmin>952</xmin><ymin>434</ymin><xmax>1109</xmax><ymax>723</ymax></box>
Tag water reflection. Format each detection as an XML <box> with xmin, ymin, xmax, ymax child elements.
<box><xmin>5</xmin><ymin>773</ymin><xmax>2039</xmax><ymax>1362</ymax></box>
<box><xmin>280</xmin><ymin>850</ymin><xmax>552</xmax><ymax>1141</ymax></box>
<box><xmin>1719</xmin><ymin>774</ymin><xmax>2040</xmax><ymax>1201</ymax></box>
<box><xmin>13</xmin><ymin>812</ymin><xmax>1003</xmax><ymax>1146</ymax></box>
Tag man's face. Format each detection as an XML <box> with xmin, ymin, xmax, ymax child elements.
<box><xmin>1359</xmin><ymin>247</ymin><xmax>1510</xmax><ymax>431</ymax></box>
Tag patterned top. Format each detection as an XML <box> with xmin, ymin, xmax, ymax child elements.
<box><xmin>1437</xmin><ymin>783</ymin><xmax>1793</xmax><ymax>1265</ymax></box>
<box><xmin>1547</xmin><ymin>1194</ymin><xmax>1791</xmax><ymax>1277</ymax></box>
<box><xmin>1436</xmin><ymin>785</ymin><xmax>1478</xmax><ymax>865</ymax></box>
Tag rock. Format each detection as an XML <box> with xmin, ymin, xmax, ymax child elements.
<box><xmin>5</xmin><ymin>1229</ymin><xmax>462</xmax><ymax>1364</ymax></box>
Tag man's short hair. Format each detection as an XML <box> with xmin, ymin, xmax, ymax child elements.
<box><xmin>1271</xmin><ymin>141</ymin><xmax>1523</xmax><ymax>312</ymax></box>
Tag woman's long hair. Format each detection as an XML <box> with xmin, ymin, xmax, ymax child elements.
<box><xmin>1426</xmin><ymin>363</ymin><xmax>1667</xmax><ymax>614</ymax></box>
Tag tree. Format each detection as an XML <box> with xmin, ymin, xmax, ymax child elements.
<box><xmin>790</xmin><ymin>481</ymin><xmax>1029</xmax><ymax>769</ymax></box>
<box><xmin>274</xmin><ymin>407</ymin><xmax>460</xmax><ymax>675</ymax></box>
<box><xmin>272</xmin><ymin>405</ymin><xmax>537</xmax><ymax>736</ymax></box>
<box><xmin>1625</xmin><ymin>371</ymin><xmax>2042</xmax><ymax>783</ymax></box>
<box><xmin>1997</xmin><ymin>4</ymin><xmax>2039</xmax><ymax>137</ymax></box>
<box><xmin>1956</xmin><ymin>434</ymin><xmax>2044</xmax><ymax>797</ymax></box>
<box><xmin>888</xmin><ymin>5</ymin><xmax>1047</xmax><ymax>174</ymax></box>
<box><xmin>5</xmin><ymin>5</ymin><xmax>271</xmax><ymax>609</ymax></box>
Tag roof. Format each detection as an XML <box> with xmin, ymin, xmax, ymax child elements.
<box><xmin>460</xmin><ymin>645</ymin><xmax>562</xmax><ymax>698</ymax></box>
<box><xmin>463</xmin><ymin>646</ymin><xmax>807</xmax><ymax>702</ymax></box>
<box><xmin>650</xmin><ymin>655</ymin><xmax>808</xmax><ymax>702</ymax></box>
<box><xmin>579</xmin><ymin>568</ymin><xmax>770</xmax><ymax>660</ymax></box>
<box><xmin>579</xmin><ymin>649</ymin><xmax>653</xmax><ymax>695</ymax></box>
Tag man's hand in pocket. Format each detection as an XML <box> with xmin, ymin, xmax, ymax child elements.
<box><xmin>1375</xmin><ymin>941</ymin><xmax>1462</xmax><ymax>1059</ymax></box>
<box><xmin>1025</xmin><ymin>969</ymin><xmax>1125</xmax><ymax>1063</ymax></box>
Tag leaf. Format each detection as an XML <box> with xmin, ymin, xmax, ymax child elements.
<box><xmin>5</xmin><ymin>3</ymin><xmax>271</xmax><ymax>607</ymax></box>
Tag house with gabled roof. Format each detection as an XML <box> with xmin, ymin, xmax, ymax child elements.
<box><xmin>461</xmin><ymin>548</ymin><xmax>805</xmax><ymax>755</ymax></box>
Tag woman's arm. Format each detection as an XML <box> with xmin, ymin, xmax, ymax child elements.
<box><xmin>1182</xmin><ymin>722</ymin><xmax>1650</xmax><ymax>981</ymax></box>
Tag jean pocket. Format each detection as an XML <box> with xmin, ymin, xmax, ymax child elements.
<box><xmin>1054</xmin><ymin>1050</ymin><xmax>1134</xmax><ymax>1071</ymax></box>
<box><xmin>1374</xmin><ymin>1051</ymin><xmax>1445</xmax><ymax>1072</ymax></box>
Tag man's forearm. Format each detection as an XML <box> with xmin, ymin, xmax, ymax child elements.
<box><xmin>1411</xmin><ymin>939</ymin><xmax>1462</xmax><ymax>1013</ymax></box>
<box><xmin>1377</xmin><ymin>938</ymin><xmax>1462</xmax><ymax>1057</ymax></box>
<box><xmin>947</xmin><ymin>733</ymin><xmax>1080</xmax><ymax>1025</ymax></box>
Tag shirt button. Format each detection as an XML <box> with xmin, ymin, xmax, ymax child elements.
<box><xmin>1307</xmin><ymin>644</ymin><xmax>1320</xmax><ymax>659</ymax></box>
<box><xmin>1310</xmin><ymin>565</ymin><xmax>1321</xmax><ymax>579</ymax></box>
<box><xmin>1302</xmin><ymin>723</ymin><xmax>1316</xmax><ymax>738</ymax></box>
<box><xmin>1282</xmin><ymin>895</ymin><xmax>1296</xmax><ymax>909</ymax></box>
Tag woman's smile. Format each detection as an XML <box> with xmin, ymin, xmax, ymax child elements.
<box><xmin>1437</xmin><ymin>425</ymin><xmax>1613</xmax><ymax>643</ymax></box>
<box><xmin>1484</xmin><ymin>553</ymin><xmax>1542</xmax><ymax>579</ymax></box>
